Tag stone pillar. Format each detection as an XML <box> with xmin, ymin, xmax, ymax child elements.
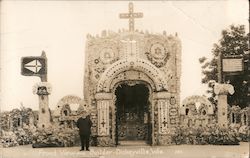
<box><xmin>95</xmin><ymin>92</ymin><xmax>113</xmax><ymax>146</ymax></box>
<box><xmin>97</xmin><ymin>101</ymin><xmax>109</xmax><ymax>136</ymax></box>
<box><xmin>157</xmin><ymin>99</ymin><xmax>169</xmax><ymax>134</ymax></box>
<box><xmin>152</xmin><ymin>91</ymin><xmax>171</xmax><ymax>145</ymax></box>
<box><xmin>33</xmin><ymin>82</ymin><xmax>52</xmax><ymax>129</ymax></box>
<box><xmin>214</xmin><ymin>83</ymin><xmax>234</xmax><ymax>128</ymax></box>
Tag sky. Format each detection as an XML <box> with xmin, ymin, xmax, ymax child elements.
<box><xmin>0</xmin><ymin>0</ymin><xmax>249</xmax><ymax>111</ymax></box>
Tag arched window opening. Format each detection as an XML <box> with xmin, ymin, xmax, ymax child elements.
<box><xmin>185</xmin><ymin>109</ymin><xmax>189</xmax><ymax>115</ymax></box>
<box><xmin>243</xmin><ymin>114</ymin><xmax>247</xmax><ymax>125</ymax></box>
<box><xmin>232</xmin><ymin>113</ymin><xmax>235</xmax><ymax>123</ymax></box>
<box><xmin>202</xmin><ymin>110</ymin><xmax>206</xmax><ymax>115</ymax></box>
<box><xmin>17</xmin><ymin>118</ymin><xmax>21</xmax><ymax>126</ymax></box>
<box><xmin>64</xmin><ymin>110</ymin><xmax>68</xmax><ymax>116</ymax></box>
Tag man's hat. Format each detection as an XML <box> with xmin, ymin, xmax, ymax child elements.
<box><xmin>78</xmin><ymin>109</ymin><xmax>89</xmax><ymax>118</ymax></box>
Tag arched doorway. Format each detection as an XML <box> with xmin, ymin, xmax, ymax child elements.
<box><xmin>94</xmin><ymin>59</ymin><xmax>176</xmax><ymax>146</ymax></box>
<box><xmin>114</xmin><ymin>82</ymin><xmax>152</xmax><ymax>145</ymax></box>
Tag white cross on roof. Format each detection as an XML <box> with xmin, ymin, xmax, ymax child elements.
<box><xmin>119</xmin><ymin>2</ymin><xmax>143</xmax><ymax>32</ymax></box>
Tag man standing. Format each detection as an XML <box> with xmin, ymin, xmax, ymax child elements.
<box><xmin>77</xmin><ymin>111</ymin><xmax>92</xmax><ymax>151</ymax></box>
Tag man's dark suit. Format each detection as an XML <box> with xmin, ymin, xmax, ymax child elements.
<box><xmin>77</xmin><ymin>116</ymin><xmax>92</xmax><ymax>150</ymax></box>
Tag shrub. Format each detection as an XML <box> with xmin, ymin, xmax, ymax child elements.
<box><xmin>171</xmin><ymin>125</ymin><xmax>240</xmax><ymax>145</ymax></box>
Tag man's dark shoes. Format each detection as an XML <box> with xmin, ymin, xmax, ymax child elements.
<box><xmin>80</xmin><ymin>149</ymin><xmax>84</xmax><ymax>151</ymax></box>
<box><xmin>86</xmin><ymin>149</ymin><xmax>90</xmax><ymax>151</ymax></box>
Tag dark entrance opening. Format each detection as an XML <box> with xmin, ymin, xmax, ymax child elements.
<box><xmin>115</xmin><ymin>83</ymin><xmax>151</xmax><ymax>145</ymax></box>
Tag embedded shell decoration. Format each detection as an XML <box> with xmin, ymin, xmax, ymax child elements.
<box><xmin>32</xmin><ymin>82</ymin><xmax>52</xmax><ymax>95</ymax></box>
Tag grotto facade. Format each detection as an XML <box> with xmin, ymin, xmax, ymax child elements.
<box><xmin>83</xmin><ymin>30</ymin><xmax>181</xmax><ymax>145</ymax></box>
<box><xmin>83</xmin><ymin>4</ymin><xmax>181</xmax><ymax>146</ymax></box>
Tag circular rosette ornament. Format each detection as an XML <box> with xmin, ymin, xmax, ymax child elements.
<box><xmin>100</xmin><ymin>47</ymin><xmax>116</xmax><ymax>64</ymax></box>
<box><xmin>33</xmin><ymin>82</ymin><xmax>52</xmax><ymax>95</ymax></box>
<box><xmin>146</xmin><ymin>42</ymin><xmax>169</xmax><ymax>67</ymax></box>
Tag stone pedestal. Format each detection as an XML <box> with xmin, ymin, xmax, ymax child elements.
<box><xmin>33</xmin><ymin>82</ymin><xmax>52</xmax><ymax>129</ymax></box>
<box><xmin>214</xmin><ymin>83</ymin><xmax>234</xmax><ymax>128</ymax></box>
<box><xmin>38</xmin><ymin>95</ymin><xmax>51</xmax><ymax>128</ymax></box>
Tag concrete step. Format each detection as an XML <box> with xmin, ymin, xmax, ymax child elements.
<box><xmin>119</xmin><ymin>140</ymin><xmax>149</xmax><ymax>146</ymax></box>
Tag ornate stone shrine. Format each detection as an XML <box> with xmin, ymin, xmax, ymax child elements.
<box><xmin>83</xmin><ymin>2</ymin><xmax>181</xmax><ymax>146</ymax></box>
<box><xmin>180</xmin><ymin>95</ymin><xmax>215</xmax><ymax>127</ymax></box>
<box><xmin>4</xmin><ymin>2</ymin><xmax>248</xmax><ymax>148</ymax></box>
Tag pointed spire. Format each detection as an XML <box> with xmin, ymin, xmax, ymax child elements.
<box><xmin>101</xmin><ymin>30</ymin><xmax>107</xmax><ymax>37</ymax></box>
<box><xmin>41</xmin><ymin>50</ymin><xmax>46</xmax><ymax>58</ymax></box>
<box><xmin>163</xmin><ymin>31</ymin><xmax>167</xmax><ymax>36</ymax></box>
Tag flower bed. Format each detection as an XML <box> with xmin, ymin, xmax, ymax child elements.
<box><xmin>14</xmin><ymin>128</ymin><xmax>33</xmax><ymax>145</ymax></box>
<box><xmin>171</xmin><ymin>125</ymin><xmax>243</xmax><ymax>145</ymax></box>
<box><xmin>32</xmin><ymin>126</ymin><xmax>98</xmax><ymax>148</ymax></box>
<box><xmin>32</xmin><ymin>127</ymin><xmax>78</xmax><ymax>148</ymax></box>
<box><xmin>236</xmin><ymin>125</ymin><xmax>249</xmax><ymax>142</ymax></box>
<box><xmin>0</xmin><ymin>127</ymin><xmax>33</xmax><ymax>147</ymax></box>
<box><xmin>1</xmin><ymin>123</ymin><xmax>248</xmax><ymax>147</ymax></box>
<box><xmin>0</xmin><ymin>131</ymin><xmax>18</xmax><ymax>147</ymax></box>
